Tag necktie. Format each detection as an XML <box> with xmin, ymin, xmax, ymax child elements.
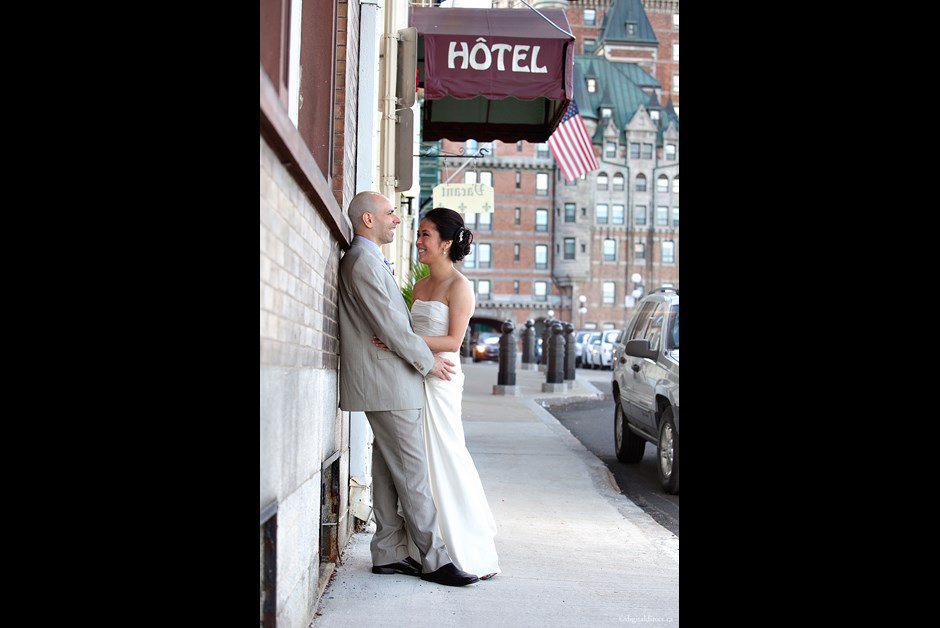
<box><xmin>383</xmin><ymin>258</ymin><xmax>393</xmax><ymax>275</ymax></box>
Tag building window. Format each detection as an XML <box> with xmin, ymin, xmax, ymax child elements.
<box><xmin>565</xmin><ymin>203</ymin><xmax>576</xmax><ymax>223</ymax></box>
<box><xmin>597</xmin><ymin>172</ymin><xmax>608</xmax><ymax>190</ymax></box>
<box><xmin>582</xmin><ymin>207</ymin><xmax>587</xmax><ymax>217</ymax></box>
<box><xmin>613</xmin><ymin>173</ymin><xmax>624</xmax><ymax>191</ymax></box>
<box><xmin>604</xmin><ymin>141</ymin><xmax>617</xmax><ymax>158</ymax></box>
<box><xmin>537</xmin><ymin>143</ymin><xmax>549</xmax><ymax>158</ymax></box>
<box><xmin>650</xmin><ymin>109</ymin><xmax>660</xmax><ymax>125</ymax></box>
<box><xmin>514</xmin><ymin>243</ymin><xmax>520</xmax><ymax>261</ymax></box>
<box><xmin>584</xmin><ymin>8</ymin><xmax>596</xmax><ymax>25</ymax></box>
<box><xmin>656</xmin><ymin>206</ymin><xmax>669</xmax><ymax>226</ymax></box>
<box><xmin>626</xmin><ymin>22</ymin><xmax>637</xmax><ymax>36</ymax></box>
<box><xmin>465</xmin><ymin>170</ymin><xmax>492</xmax><ymax>186</ymax></box>
<box><xmin>564</xmin><ymin>238</ymin><xmax>576</xmax><ymax>260</ymax></box>
<box><xmin>535</xmin><ymin>244</ymin><xmax>548</xmax><ymax>270</ymax></box>
<box><xmin>673</xmin><ymin>175</ymin><xmax>679</xmax><ymax>195</ymax></box>
<box><xmin>536</xmin><ymin>172</ymin><xmax>549</xmax><ymax>195</ymax></box>
<box><xmin>674</xmin><ymin>106</ymin><xmax>679</xmax><ymax>118</ymax></box>
<box><xmin>673</xmin><ymin>74</ymin><xmax>679</xmax><ymax>93</ymax></box>
<box><xmin>464</xmin><ymin>244</ymin><xmax>476</xmax><ymax>268</ymax></box>
<box><xmin>596</xmin><ymin>204</ymin><xmax>609</xmax><ymax>224</ymax></box>
<box><xmin>534</xmin><ymin>280</ymin><xmax>548</xmax><ymax>301</ymax></box>
<box><xmin>514</xmin><ymin>207</ymin><xmax>521</xmax><ymax>225</ymax></box>
<box><xmin>602</xmin><ymin>281</ymin><xmax>616</xmax><ymax>305</ymax></box>
<box><xmin>535</xmin><ymin>208</ymin><xmax>548</xmax><ymax>231</ymax></box>
<box><xmin>672</xmin><ymin>207</ymin><xmax>679</xmax><ymax>228</ymax></box>
<box><xmin>581</xmin><ymin>243</ymin><xmax>586</xmax><ymax>253</ymax></box>
<box><xmin>564</xmin><ymin>174</ymin><xmax>578</xmax><ymax>186</ymax></box>
<box><xmin>513</xmin><ymin>280</ymin><xmax>520</xmax><ymax>294</ymax></box>
<box><xmin>657</xmin><ymin>175</ymin><xmax>669</xmax><ymax>193</ymax></box>
<box><xmin>673</xmin><ymin>13</ymin><xmax>679</xmax><ymax>30</ymax></box>
<box><xmin>635</xmin><ymin>174</ymin><xmax>647</xmax><ymax>192</ymax></box>
<box><xmin>477</xmin><ymin>279</ymin><xmax>491</xmax><ymax>300</ymax></box>
<box><xmin>641</xmin><ymin>143</ymin><xmax>653</xmax><ymax>160</ymax></box>
<box><xmin>584</xmin><ymin>38</ymin><xmax>596</xmax><ymax>53</ymax></box>
<box><xmin>629</xmin><ymin>142</ymin><xmax>640</xmax><ymax>159</ymax></box>
<box><xmin>601</xmin><ymin>107</ymin><xmax>612</xmax><ymax>120</ymax></box>
<box><xmin>477</xmin><ymin>243</ymin><xmax>492</xmax><ymax>268</ymax></box>
<box><xmin>603</xmin><ymin>238</ymin><xmax>616</xmax><ymax>262</ymax></box>
<box><xmin>587</xmin><ymin>77</ymin><xmax>597</xmax><ymax>93</ymax></box>
<box><xmin>634</xmin><ymin>241</ymin><xmax>646</xmax><ymax>259</ymax></box>
<box><xmin>477</xmin><ymin>211</ymin><xmax>492</xmax><ymax>231</ymax></box>
<box><xmin>516</xmin><ymin>140</ymin><xmax>523</xmax><ymax>152</ymax></box>
<box><xmin>635</xmin><ymin>205</ymin><xmax>647</xmax><ymax>225</ymax></box>
<box><xmin>672</xmin><ymin>42</ymin><xmax>679</xmax><ymax>62</ymax></box>
<box><xmin>515</xmin><ymin>171</ymin><xmax>521</xmax><ymax>189</ymax></box>
<box><xmin>662</xmin><ymin>240</ymin><xmax>675</xmax><ymax>264</ymax></box>
<box><xmin>666</xmin><ymin>144</ymin><xmax>677</xmax><ymax>161</ymax></box>
<box><xmin>612</xmin><ymin>204</ymin><xmax>625</xmax><ymax>225</ymax></box>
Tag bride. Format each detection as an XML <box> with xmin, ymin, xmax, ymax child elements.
<box><xmin>374</xmin><ymin>207</ymin><xmax>500</xmax><ymax>580</ymax></box>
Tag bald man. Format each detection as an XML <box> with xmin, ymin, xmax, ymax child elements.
<box><xmin>338</xmin><ymin>191</ymin><xmax>479</xmax><ymax>587</ymax></box>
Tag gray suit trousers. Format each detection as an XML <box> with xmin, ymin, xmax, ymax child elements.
<box><xmin>366</xmin><ymin>408</ymin><xmax>451</xmax><ymax>573</ymax></box>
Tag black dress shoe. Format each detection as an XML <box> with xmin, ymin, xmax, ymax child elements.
<box><xmin>420</xmin><ymin>562</ymin><xmax>480</xmax><ymax>587</ymax></box>
<box><xmin>372</xmin><ymin>558</ymin><xmax>421</xmax><ymax>576</ymax></box>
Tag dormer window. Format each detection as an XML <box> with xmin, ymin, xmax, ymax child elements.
<box><xmin>587</xmin><ymin>78</ymin><xmax>597</xmax><ymax>93</ymax></box>
<box><xmin>601</xmin><ymin>107</ymin><xmax>612</xmax><ymax>119</ymax></box>
<box><xmin>650</xmin><ymin>109</ymin><xmax>660</xmax><ymax>124</ymax></box>
<box><xmin>626</xmin><ymin>22</ymin><xmax>637</xmax><ymax>36</ymax></box>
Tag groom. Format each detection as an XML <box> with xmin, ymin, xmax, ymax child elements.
<box><xmin>338</xmin><ymin>191</ymin><xmax>479</xmax><ymax>587</ymax></box>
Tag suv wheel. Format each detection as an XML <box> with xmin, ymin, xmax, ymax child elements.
<box><xmin>657</xmin><ymin>407</ymin><xmax>679</xmax><ymax>494</ymax></box>
<box><xmin>614</xmin><ymin>398</ymin><xmax>645</xmax><ymax>463</ymax></box>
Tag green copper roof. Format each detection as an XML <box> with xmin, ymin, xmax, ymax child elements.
<box><xmin>574</xmin><ymin>55</ymin><xmax>662</xmax><ymax>141</ymax></box>
<box><xmin>598</xmin><ymin>0</ymin><xmax>658</xmax><ymax>46</ymax></box>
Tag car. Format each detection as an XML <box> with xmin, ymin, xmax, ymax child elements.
<box><xmin>611</xmin><ymin>287</ymin><xmax>679</xmax><ymax>494</ymax></box>
<box><xmin>592</xmin><ymin>329</ymin><xmax>623</xmax><ymax>370</ymax></box>
<box><xmin>473</xmin><ymin>332</ymin><xmax>500</xmax><ymax>362</ymax></box>
<box><xmin>573</xmin><ymin>330</ymin><xmax>591</xmax><ymax>367</ymax></box>
<box><xmin>581</xmin><ymin>331</ymin><xmax>602</xmax><ymax>368</ymax></box>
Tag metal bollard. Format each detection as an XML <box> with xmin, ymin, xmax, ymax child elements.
<box><xmin>521</xmin><ymin>319</ymin><xmax>536</xmax><ymax>365</ymax></box>
<box><xmin>464</xmin><ymin>327</ymin><xmax>472</xmax><ymax>359</ymax></box>
<box><xmin>497</xmin><ymin>320</ymin><xmax>517</xmax><ymax>386</ymax></box>
<box><xmin>545</xmin><ymin>322</ymin><xmax>565</xmax><ymax>384</ymax></box>
<box><xmin>540</xmin><ymin>316</ymin><xmax>554</xmax><ymax>368</ymax></box>
<box><xmin>563</xmin><ymin>322</ymin><xmax>576</xmax><ymax>381</ymax></box>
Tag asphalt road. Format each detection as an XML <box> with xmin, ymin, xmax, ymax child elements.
<box><xmin>544</xmin><ymin>370</ymin><xmax>680</xmax><ymax>538</ymax></box>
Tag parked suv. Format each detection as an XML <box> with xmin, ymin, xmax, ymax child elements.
<box><xmin>611</xmin><ymin>287</ymin><xmax>679</xmax><ymax>494</ymax></box>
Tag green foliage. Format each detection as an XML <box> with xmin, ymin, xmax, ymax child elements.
<box><xmin>401</xmin><ymin>261</ymin><xmax>430</xmax><ymax>310</ymax></box>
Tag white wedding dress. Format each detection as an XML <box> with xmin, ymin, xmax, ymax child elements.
<box><xmin>411</xmin><ymin>299</ymin><xmax>501</xmax><ymax>578</ymax></box>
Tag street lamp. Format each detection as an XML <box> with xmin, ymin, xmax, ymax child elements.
<box><xmin>631</xmin><ymin>273</ymin><xmax>644</xmax><ymax>302</ymax></box>
<box><xmin>578</xmin><ymin>294</ymin><xmax>587</xmax><ymax>329</ymax></box>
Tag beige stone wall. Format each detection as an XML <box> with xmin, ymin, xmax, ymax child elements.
<box><xmin>260</xmin><ymin>134</ymin><xmax>349</xmax><ymax>628</ymax></box>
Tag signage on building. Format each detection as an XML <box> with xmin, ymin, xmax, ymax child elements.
<box><xmin>432</xmin><ymin>183</ymin><xmax>494</xmax><ymax>213</ymax></box>
<box><xmin>410</xmin><ymin>6</ymin><xmax>574</xmax><ymax>142</ymax></box>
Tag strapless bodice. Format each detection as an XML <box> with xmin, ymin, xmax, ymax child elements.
<box><xmin>411</xmin><ymin>299</ymin><xmax>449</xmax><ymax>337</ymax></box>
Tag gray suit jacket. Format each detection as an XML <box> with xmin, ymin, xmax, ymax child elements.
<box><xmin>338</xmin><ymin>238</ymin><xmax>434</xmax><ymax>411</ymax></box>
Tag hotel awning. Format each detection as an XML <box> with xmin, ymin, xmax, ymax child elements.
<box><xmin>410</xmin><ymin>6</ymin><xmax>575</xmax><ymax>143</ymax></box>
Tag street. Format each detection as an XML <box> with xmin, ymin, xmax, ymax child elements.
<box><xmin>543</xmin><ymin>369</ymin><xmax>680</xmax><ymax>537</ymax></box>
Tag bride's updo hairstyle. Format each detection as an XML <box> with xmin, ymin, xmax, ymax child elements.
<box><xmin>424</xmin><ymin>207</ymin><xmax>474</xmax><ymax>262</ymax></box>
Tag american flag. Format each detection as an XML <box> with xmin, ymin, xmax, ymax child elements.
<box><xmin>547</xmin><ymin>99</ymin><xmax>599</xmax><ymax>182</ymax></box>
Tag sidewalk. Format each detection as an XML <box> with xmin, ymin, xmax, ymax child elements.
<box><xmin>312</xmin><ymin>361</ymin><xmax>680</xmax><ymax>627</ymax></box>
